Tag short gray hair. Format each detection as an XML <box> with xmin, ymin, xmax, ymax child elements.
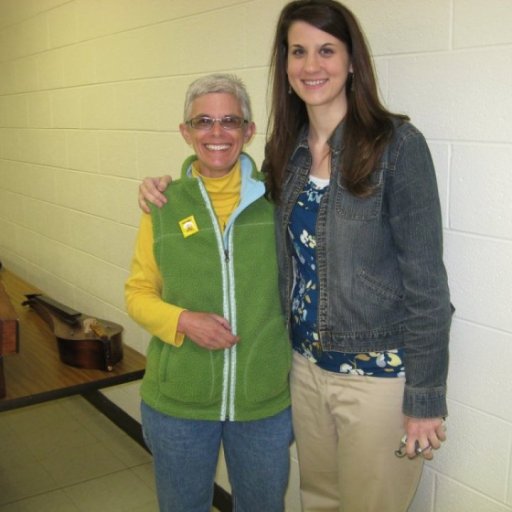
<box><xmin>183</xmin><ymin>73</ymin><xmax>253</xmax><ymax>122</ymax></box>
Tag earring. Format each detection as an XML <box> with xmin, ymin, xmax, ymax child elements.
<box><xmin>349</xmin><ymin>72</ymin><xmax>354</xmax><ymax>93</ymax></box>
<box><xmin>288</xmin><ymin>84</ymin><xmax>292</xmax><ymax>95</ymax></box>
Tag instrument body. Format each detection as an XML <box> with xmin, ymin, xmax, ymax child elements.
<box><xmin>23</xmin><ymin>294</ymin><xmax>123</xmax><ymax>372</ymax></box>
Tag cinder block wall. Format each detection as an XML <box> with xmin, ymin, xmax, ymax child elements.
<box><xmin>1</xmin><ymin>1</ymin><xmax>511</xmax><ymax>511</ymax></box>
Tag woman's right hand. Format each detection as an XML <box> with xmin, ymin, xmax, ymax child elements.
<box><xmin>177</xmin><ymin>311</ymin><xmax>240</xmax><ymax>350</ymax></box>
<box><xmin>138</xmin><ymin>175</ymin><xmax>172</xmax><ymax>213</ymax></box>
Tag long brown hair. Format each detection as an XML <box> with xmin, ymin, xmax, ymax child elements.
<box><xmin>265</xmin><ymin>0</ymin><xmax>408</xmax><ymax>202</ymax></box>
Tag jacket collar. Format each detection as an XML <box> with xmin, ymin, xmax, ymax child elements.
<box><xmin>180</xmin><ymin>152</ymin><xmax>265</xmax><ymax>216</ymax></box>
<box><xmin>290</xmin><ymin>119</ymin><xmax>346</xmax><ymax>161</ymax></box>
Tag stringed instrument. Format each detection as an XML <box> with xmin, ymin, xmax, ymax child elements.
<box><xmin>22</xmin><ymin>294</ymin><xmax>123</xmax><ymax>371</ymax></box>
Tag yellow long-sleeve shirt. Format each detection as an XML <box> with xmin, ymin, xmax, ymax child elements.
<box><xmin>125</xmin><ymin>161</ymin><xmax>241</xmax><ymax>346</ymax></box>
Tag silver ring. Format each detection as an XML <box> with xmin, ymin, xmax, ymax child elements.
<box><xmin>415</xmin><ymin>444</ymin><xmax>431</xmax><ymax>455</ymax></box>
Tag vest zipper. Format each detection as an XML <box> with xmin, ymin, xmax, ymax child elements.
<box><xmin>224</xmin><ymin>229</ymin><xmax>237</xmax><ymax>421</ymax></box>
<box><xmin>197</xmin><ymin>180</ymin><xmax>236</xmax><ymax>421</ymax></box>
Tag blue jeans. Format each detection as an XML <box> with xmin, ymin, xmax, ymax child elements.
<box><xmin>141</xmin><ymin>402</ymin><xmax>293</xmax><ymax>512</ymax></box>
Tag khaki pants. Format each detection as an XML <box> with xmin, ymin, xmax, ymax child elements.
<box><xmin>291</xmin><ymin>352</ymin><xmax>423</xmax><ymax>512</ymax></box>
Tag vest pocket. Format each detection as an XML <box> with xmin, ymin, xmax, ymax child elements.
<box><xmin>242</xmin><ymin>318</ymin><xmax>292</xmax><ymax>404</ymax></box>
<box><xmin>157</xmin><ymin>341</ymin><xmax>222</xmax><ymax>405</ymax></box>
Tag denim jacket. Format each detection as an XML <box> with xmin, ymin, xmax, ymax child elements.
<box><xmin>275</xmin><ymin>120</ymin><xmax>453</xmax><ymax>418</ymax></box>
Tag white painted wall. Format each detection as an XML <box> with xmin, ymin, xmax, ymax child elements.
<box><xmin>0</xmin><ymin>1</ymin><xmax>511</xmax><ymax>510</ymax></box>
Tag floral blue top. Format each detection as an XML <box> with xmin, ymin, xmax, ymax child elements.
<box><xmin>289</xmin><ymin>177</ymin><xmax>405</xmax><ymax>378</ymax></box>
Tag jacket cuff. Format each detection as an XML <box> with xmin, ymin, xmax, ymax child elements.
<box><xmin>402</xmin><ymin>384</ymin><xmax>448</xmax><ymax>418</ymax></box>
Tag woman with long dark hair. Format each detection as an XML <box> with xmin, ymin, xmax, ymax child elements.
<box><xmin>263</xmin><ymin>2</ymin><xmax>451</xmax><ymax>510</ymax></box>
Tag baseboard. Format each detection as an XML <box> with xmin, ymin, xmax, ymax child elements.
<box><xmin>82</xmin><ymin>390</ymin><xmax>233</xmax><ymax>512</ymax></box>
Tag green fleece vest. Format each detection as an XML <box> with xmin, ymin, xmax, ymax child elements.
<box><xmin>141</xmin><ymin>158</ymin><xmax>291</xmax><ymax>421</ymax></box>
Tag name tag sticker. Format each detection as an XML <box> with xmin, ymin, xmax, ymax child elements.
<box><xmin>179</xmin><ymin>215</ymin><xmax>199</xmax><ymax>238</ymax></box>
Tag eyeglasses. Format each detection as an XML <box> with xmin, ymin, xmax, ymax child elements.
<box><xmin>186</xmin><ymin>115</ymin><xmax>248</xmax><ymax>131</ymax></box>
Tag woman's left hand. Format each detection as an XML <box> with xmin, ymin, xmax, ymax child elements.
<box><xmin>403</xmin><ymin>416</ymin><xmax>446</xmax><ymax>460</ymax></box>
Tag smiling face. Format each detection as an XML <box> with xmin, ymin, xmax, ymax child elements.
<box><xmin>287</xmin><ymin>21</ymin><xmax>353</xmax><ymax>116</ymax></box>
<box><xmin>179</xmin><ymin>92</ymin><xmax>255</xmax><ymax>178</ymax></box>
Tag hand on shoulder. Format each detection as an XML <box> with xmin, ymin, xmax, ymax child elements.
<box><xmin>138</xmin><ymin>175</ymin><xmax>172</xmax><ymax>213</ymax></box>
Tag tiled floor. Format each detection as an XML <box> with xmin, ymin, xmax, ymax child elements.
<box><xmin>0</xmin><ymin>396</ymin><xmax>222</xmax><ymax>512</ymax></box>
